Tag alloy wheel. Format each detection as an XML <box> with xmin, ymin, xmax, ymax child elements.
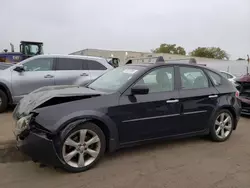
<box><xmin>214</xmin><ymin>112</ymin><xmax>233</xmax><ymax>139</ymax></box>
<box><xmin>0</xmin><ymin>97</ymin><xmax>2</xmax><ymax>106</ymax></box>
<box><xmin>62</xmin><ymin>129</ymin><xmax>101</xmax><ymax>168</ymax></box>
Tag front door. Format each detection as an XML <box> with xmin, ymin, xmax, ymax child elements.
<box><xmin>11</xmin><ymin>57</ymin><xmax>55</xmax><ymax>102</ymax></box>
<box><xmin>116</xmin><ymin>66</ymin><xmax>181</xmax><ymax>144</ymax></box>
<box><xmin>178</xmin><ymin>66</ymin><xmax>219</xmax><ymax>134</ymax></box>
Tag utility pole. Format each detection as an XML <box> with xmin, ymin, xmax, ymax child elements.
<box><xmin>247</xmin><ymin>54</ymin><xmax>249</xmax><ymax>74</ymax></box>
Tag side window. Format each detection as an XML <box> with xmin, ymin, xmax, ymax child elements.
<box><xmin>134</xmin><ymin>67</ymin><xmax>174</xmax><ymax>93</ymax></box>
<box><xmin>86</xmin><ymin>60</ymin><xmax>107</xmax><ymax>70</ymax></box>
<box><xmin>206</xmin><ymin>70</ymin><xmax>222</xmax><ymax>86</ymax></box>
<box><xmin>23</xmin><ymin>58</ymin><xmax>54</xmax><ymax>71</ymax></box>
<box><xmin>220</xmin><ymin>72</ymin><xmax>228</xmax><ymax>79</ymax></box>
<box><xmin>180</xmin><ymin>66</ymin><xmax>209</xmax><ymax>89</ymax></box>
<box><xmin>226</xmin><ymin>73</ymin><xmax>233</xmax><ymax>79</ymax></box>
<box><xmin>56</xmin><ymin>58</ymin><xmax>84</xmax><ymax>70</ymax></box>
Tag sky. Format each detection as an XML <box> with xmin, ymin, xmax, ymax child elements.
<box><xmin>0</xmin><ymin>0</ymin><xmax>249</xmax><ymax>60</ymax></box>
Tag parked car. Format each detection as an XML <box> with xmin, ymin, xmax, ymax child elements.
<box><xmin>236</xmin><ymin>74</ymin><xmax>250</xmax><ymax>115</ymax></box>
<box><xmin>0</xmin><ymin>54</ymin><xmax>113</xmax><ymax>112</ymax></box>
<box><xmin>13</xmin><ymin>62</ymin><xmax>241</xmax><ymax>173</ymax></box>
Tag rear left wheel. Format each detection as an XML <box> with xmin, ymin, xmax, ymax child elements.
<box><xmin>210</xmin><ymin>109</ymin><xmax>234</xmax><ymax>142</ymax></box>
<box><xmin>60</xmin><ymin>122</ymin><xmax>106</xmax><ymax>173</ymax></box>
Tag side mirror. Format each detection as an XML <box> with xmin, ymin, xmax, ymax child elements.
<box><xmin>13</xmin><ymin>65</ymin><xmax>24</xmax><ymax>72</ymax></box>
<box><xmin>131</xmin><ymin>85</ymin><xmax>149</xmax><ymax>95</ymax></box>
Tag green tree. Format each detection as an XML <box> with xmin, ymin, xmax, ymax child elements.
<box><xmin>152</xmin><ymin>44</ymin><xmax>186</xmax><ymax>55</ymax></box>
<box><xmin>190</xmin><ymin>47</ymin><xmax>229</xmax><ymax>60</ymax></box>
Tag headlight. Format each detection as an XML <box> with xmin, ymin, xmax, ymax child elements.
<box><xmin>15</xmin><ymin>114</ymin><xmax>33</xmax><ymax>135</ymax></box>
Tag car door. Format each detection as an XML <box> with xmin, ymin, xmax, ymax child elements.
<box><xmin>117</xmin><ymin>66</ymin><xmax>181</xmax><ymax>144</ymax></box>
<box><xmin>54</xmin><ymin>57</ymin><xmax>90</xmax><ymax>85</ymax></box>
<box><xmin>177</xmin><ymin>66</ymin><xmax>219</xmax><ymax>134</ymax></box>
<box><xmin>86</xmin><ymin>59</ymin><xmax>109</xmax><ymax>80</ymax></box>
<box><xmin>11</xmin><ymin>57</ymin><xmax>55</xmax><ymax>101</ymax></box>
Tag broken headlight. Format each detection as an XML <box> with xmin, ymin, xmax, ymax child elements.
<box><xmin>14</xmin><ymin>114</ymin><xmax>33</xmax><ymax>136</ymax></box>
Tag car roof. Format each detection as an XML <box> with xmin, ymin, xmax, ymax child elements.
<box><xmin>31</xmin><ymin>54</ymin><xmax>107</xmax><ymax>61</ymax></box>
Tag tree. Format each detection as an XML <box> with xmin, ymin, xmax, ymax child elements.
<box><xmin>190</xmin><ymin>47</ymin><xmax>229</xmax><ymax>60</ymax></box>
<box><xmin>152</xmin><ymin>44</ymin><xmax>186</xmax><ymax>55</ymax></box>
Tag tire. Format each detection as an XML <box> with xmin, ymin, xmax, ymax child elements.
<box><xmin>209</xmin><ymin>109</ymin><xmax>234</xmax><ymax>142</ymax></box>
<box><xmin>59</xmin><ymin>122</ymin><xmax>106</xmax><ymax>173</ymax></box>
<box><xmin>0</xmin><ymin>90</ymin><xmax>8</xmax><ymax>113</ymax></box>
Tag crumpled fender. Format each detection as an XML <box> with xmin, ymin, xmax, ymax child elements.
<box><xmin>55</xmin><ymin>110</ymin><xmax>119</xmax><ymax>152</ymax></box>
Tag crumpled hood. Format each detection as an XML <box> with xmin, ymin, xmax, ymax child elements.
<box><xmin>13</xmin><ymin>85</ymin><xmax>105</xmax><ymax>119</ymax></box>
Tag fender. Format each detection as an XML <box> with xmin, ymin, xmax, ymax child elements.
<box><xmin>54</xmin><ymin>110</ymin><xmax>120</xmax><ymax>152</ymax></box>
<box><xmin>207</xmin><ymin>95</ymin><xmax>238</xmax><ymax>130</ymax></box>
<box><xmin>0</xmin><ymin>82</ymin><xmax>13</xmax><ymax>103</ymax></box>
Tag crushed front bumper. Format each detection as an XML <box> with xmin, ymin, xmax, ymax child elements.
<box><xmin>16</xmin><ymin>130</ymin><xmax>63</xmax><ymax>167</ymax></box>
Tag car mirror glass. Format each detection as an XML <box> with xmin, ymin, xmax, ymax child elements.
<box><xmin>131</xmin><ymin>85</ymin><xmax>149</xmax><ymax>95</ymax></box>
<box><xmin>13</xmin><ymin>65</ymin><xmax>25</xmax><ymax>72</ymax></box>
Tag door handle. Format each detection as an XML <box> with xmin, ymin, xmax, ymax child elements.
<box><xmin>44</xmin><ymin>74</ymin><xmax>54</xmax><ymax>78</ymax></box>
<box><xmin>80</xmin><ymin>73</ymin><xmax>89</xmax><ymax>76</ymax></box>
<box><xmin>166</xmin><ymin>99</ymin><xmax>179</xmax><ymax>103</ymax></box>
<box><xmin>208</xmin><ymin>95</ymin><xmax>218</xmax><ymax>98</ymax></box>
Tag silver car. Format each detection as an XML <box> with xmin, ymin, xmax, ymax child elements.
<box><xmin>0</xmin><ymin>54</ymin><xmax>113</xmax><ymax>112</ymax></box>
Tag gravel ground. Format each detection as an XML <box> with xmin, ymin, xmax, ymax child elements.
<box><xmin>0</xmin><ymin>113</ymin><xmax>249</xmax><ymax>188</ymax></box>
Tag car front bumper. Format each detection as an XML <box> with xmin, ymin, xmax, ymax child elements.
<box><xmin>16</xmin><ymin>130</ymin><xmax>63</xmax><ymax>167</ymax></box>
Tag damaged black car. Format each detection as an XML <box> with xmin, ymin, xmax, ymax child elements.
<box><xmin>13</xmin><ymin>62</ymin><xmax>241</xmax><ymax>173</ymax></box>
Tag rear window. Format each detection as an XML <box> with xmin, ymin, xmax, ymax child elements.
<box><xmin>56</xmin><ymin>58</ymin><xmax>84</xmax><ymax>70</ymax></box>
<box><xmin>206</xmin><ymin>70</ymin><xmax>222</xmax><ymax>86</ymax></box>
<box><xmin>85</xmin><ymin>60</ymin><xmax>107</xmax><ymax>70</ymax></box>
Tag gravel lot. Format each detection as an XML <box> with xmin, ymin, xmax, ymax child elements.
<box><xmin>0</xmin><ymin>112</ymin><xmax>250</xmax><ymax>188</ymax></box>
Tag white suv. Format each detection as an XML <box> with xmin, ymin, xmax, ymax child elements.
<box><xmin>0</xmin><ymin>54</ymin><xmax>113</xmax><ymax>112</ymax></box>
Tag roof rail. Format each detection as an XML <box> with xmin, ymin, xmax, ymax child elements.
<box><xmin>125</xmin><ymin>56</ymin><xmax>205</xmax><ymax>65</ymax></box>
<box><xmin>125</xmin><ymin>56</ymin><xmax>165</xmax><ymax>64</ymax></box>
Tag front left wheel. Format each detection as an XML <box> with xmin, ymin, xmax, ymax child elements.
<box><xmin>0</xmin><ymin>90</ymin><xmax>8</xmax><ymax>113</ymax></box>
<box><xmin>60</xmin><ymin>122</ymin><xmax>106</xmax><ymax>173</ymax></box>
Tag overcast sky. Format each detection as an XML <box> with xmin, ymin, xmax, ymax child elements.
<box><xmin>1</xmin><ymin>0</ymin><xmax>249</xmax><ymax>60</ymax></box>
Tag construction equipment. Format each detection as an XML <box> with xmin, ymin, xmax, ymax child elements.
<box><xmin>0</xmin><ymin>41</ymin><xmax>44</xmax><ymax>63</ymax></box>
<box><xmin>107</xmin><ymin>57</ymin><xmax>120</xmax><ymax>68</ymax></box>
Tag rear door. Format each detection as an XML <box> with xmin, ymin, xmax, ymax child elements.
<box><xmin>177</xmin><ymin>66</ymin><xmax>219</xmax><ymax>134</ymax></box>
<box><xmin>54</xmin><ymin>57</ymin><xmax>90</xmax><ymax>85</ymax></box>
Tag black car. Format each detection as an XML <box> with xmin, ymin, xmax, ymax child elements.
<box><xmin>13</xmin><ymin>62</ymin><xmax>241</xmax><ymax>173</ymax></box>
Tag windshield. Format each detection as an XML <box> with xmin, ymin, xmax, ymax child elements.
<box><xmin>88</xmin><ymin>66</ymin><xmax>144</xmax><ymax>92</ymax></box>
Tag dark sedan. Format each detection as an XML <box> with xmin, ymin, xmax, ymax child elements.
<box><xmin>13</xmin><ymin>62</ymin><xmax>241</xmax><ymax>172</ymax></box>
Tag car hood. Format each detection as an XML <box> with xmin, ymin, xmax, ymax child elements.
<box><xmin>13</xmin><ymin>85</ymin><xmax>106</xmax><ymax>119</ymax></box>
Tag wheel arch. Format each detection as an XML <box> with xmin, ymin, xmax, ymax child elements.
<box><xmin>57</xmin><ymin>111</ymin><xmax>119</xmax><ymax>152</ymax></box>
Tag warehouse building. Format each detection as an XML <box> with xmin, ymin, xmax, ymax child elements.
<box><xmin>70</xmin><ymin>48</ymin><xmax>249</xmax><ymax>76</ymax></box>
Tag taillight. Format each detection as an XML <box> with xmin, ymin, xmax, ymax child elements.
<box><xmin>235</xmin><ymin>90</ymin><xmax>240</xmax><ymax>97</ymax></box>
